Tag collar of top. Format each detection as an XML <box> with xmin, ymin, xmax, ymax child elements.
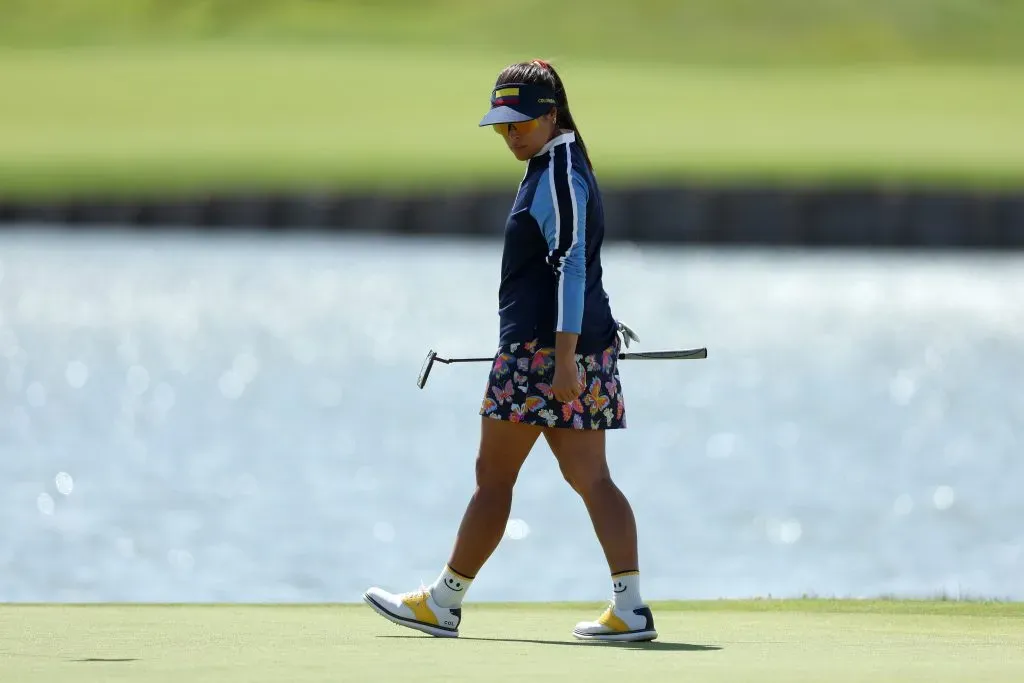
<box><xmin>478</xmin><ymin>82</ymin><xmax>559</xmax><ymax>126</ymax></box>
<box><xmin>534</xmin><ymin>131</ymin><xmax>577</xmax><ymax>157</ymax></box>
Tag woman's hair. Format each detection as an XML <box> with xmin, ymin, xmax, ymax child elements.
<box><xmin>494</xmin><ymin>59</ymin><xmax>593</xmax><ymax>170</ymax></box>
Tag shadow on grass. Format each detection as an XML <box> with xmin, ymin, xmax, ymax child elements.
<box><xmin>379</xmin><ymin>635</ymin><xmax>720</xmax><ymax>651</ymax></box>
<box><xmin>72</xmin><ymin>658</ymin><xmax>139</xmax><ymax>663</ymax></box>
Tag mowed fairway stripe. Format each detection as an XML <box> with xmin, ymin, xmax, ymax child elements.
<box><xmin>1</xmin><ymin>602</ymin><xmax>1022</xmax><ymax>683</ymax></box>
<box><xmin>0</xmin><ymin>46</ymin><xmax>1022</xmax><ymax>197</ymax></box>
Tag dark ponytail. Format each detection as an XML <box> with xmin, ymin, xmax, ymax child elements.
<box><xmin>493</xmin><ymin>59</ymin><xmax>594</xmax><ymax>170</ymax></box>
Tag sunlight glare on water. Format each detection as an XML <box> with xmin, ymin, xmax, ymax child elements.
<box><xmin>0</xmin><ymin>228</ymin><xmax>1022</xmax><ymax>603</ymax></box>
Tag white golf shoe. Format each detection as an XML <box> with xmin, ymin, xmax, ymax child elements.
<box><xmin>573</xmin><ymin>602</ymin><xmax>658</xmax><ymax>642</ymax></box>
<box><xmin>363</xmin><ymin>586</ymin><xmax>461</xmax><ymax>638</ymax></box>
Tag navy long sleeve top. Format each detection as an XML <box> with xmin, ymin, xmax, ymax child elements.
<box><xmin>497</xmin><ymin>131</ymin><xmax>618</xmax><ymax>355</ymax></box>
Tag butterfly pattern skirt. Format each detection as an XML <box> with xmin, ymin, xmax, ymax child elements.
<box><xmin>479</xmin><ymin>337</ymin><xmax>626</xmax><ymax>430</ymax></box>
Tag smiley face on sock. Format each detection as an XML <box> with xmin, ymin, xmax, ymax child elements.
<box><xmin>613</xmin><ymin>580</ymin><xmax>627</xmax><ymax>593</ymax></box>
<box><xmin>445</xmin><ymin>577</ymin><xmax>465</xmax><ymax>592</ymax></box>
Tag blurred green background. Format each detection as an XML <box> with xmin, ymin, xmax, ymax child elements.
<box><xmin>1</xmin><ymin>0</ymin><xmax>1022</xmax><ymax>199</ymax></box>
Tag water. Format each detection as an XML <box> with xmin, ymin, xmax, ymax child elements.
<box><xmin>1</xmin><ymin>227</ymin><xmax>1022</xmax><ymax>603</ymax></box>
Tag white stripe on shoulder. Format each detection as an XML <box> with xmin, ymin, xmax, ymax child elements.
<box><xmin>548</xmin><ymin>145</ymin><xmax>564</xmax><ymax>330</ymax></box>
<box><xmin>561</xmin><ymin>145</ymin><xmax>581</xmax><ymax>331</ymax></box>
<box><xmin>556</xmin><ymin>144</ymin><xmax>581</xmax><ymax>332</ymax></box>
<box><xmin>547</xmin><ymin>146</ymin><xmax>561</xmax><ymax>262</ymax></box>
<box><xmin>565</xmin><ymin>143</ymin><xmax>581</xmax><ymax>260</ymax></box>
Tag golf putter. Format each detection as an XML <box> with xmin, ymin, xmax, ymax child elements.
<box><xmin>417</xmin><ymin>350</ymin><xmax>438</xmax><ymax>390</ymax></box>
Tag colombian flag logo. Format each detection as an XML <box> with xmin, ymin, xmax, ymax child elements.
<box><xmin>492</xmin><ymin>87</ymin><xmax>520</xmax><ymax>106</ymax></box>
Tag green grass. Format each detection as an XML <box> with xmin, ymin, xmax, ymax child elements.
<box><xmin>1</xmin><ymin>1</ymin><xmax>1022</xmax><ymax>198</ymax></box>
<box><xmin>2</xmin><ymin>0</ymin><xmax>1024</xmax><ymax>65</ymax></box>
<box><xmin>1</xmin><ymin>45</ymin><xmax>1022</xmax><ymax>199</ymax></box>
<box><xmin>2</xmin><ymin>600</ymin><xmax>1022</xmax><ymax>682</ymax></box>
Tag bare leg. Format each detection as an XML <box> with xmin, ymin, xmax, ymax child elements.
<box><xmin>543</xmin><ymin>428</ymin><xmax>638</xmax><ymax>574</ymax></box>
<box><xmin>445</xmin><ymin>418</ymin><xmax>542</xmax><ymax>576</ymax></box>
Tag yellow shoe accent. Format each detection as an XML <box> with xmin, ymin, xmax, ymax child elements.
<box><xmin>364</xmin><ymin>586</ymin><xmax>460</xmax><ymax>637</ymax></box>
<box><xmin>597</xmin><ymin>606</ymin><xmax>630</xmax><ymax>633</ymax></box>
<box><xmin>401</xmin><ymin>589</ymin><xmax>439</xmax><ymax>626</ymax></box>
<box><xmin>573</xmin><ymin>603</ymin><xmax>657</xmax><ymax>642</ymax></box>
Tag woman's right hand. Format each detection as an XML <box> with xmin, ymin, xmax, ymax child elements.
<box><xmin>551</xmin><ymin>360</ymin><xmax>584</xmax><ymax>403</ymax></box>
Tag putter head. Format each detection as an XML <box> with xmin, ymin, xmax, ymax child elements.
<box><xmin>417</xmin><ymin>350</ymin><xmax>438</xmax><ymax>389</ymax></box>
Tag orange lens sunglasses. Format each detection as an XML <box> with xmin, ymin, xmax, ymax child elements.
<box><xmin>492</xmin><ymin>118</ymin><xmax>541</xmax><ymax>136</ymax></box>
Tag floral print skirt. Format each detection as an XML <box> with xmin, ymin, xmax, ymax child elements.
<box><xmin>479</xmin><ymin>337</ymin><xmax>626</xmax><ymax>430</ymax></box>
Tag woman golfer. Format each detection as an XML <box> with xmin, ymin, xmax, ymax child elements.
<box><xmin>364</xmin><ymin>59</ymin><xmax>656</xmax><ymax>642</ymax></box>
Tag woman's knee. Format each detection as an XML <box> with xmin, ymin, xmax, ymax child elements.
<box><xmin>560</xmin><ymin>465</ymin><xmax>613</xmax><ymax>498</ymax></box>
<box><xmin>475</xmin><ymin>453</ymin><xmax>520</xmax><ymax>490</ymax></box>
<box><xmin>546</xmin><ymin>430</ymin><xmax>609</xmax><ymax>495</ymax></box>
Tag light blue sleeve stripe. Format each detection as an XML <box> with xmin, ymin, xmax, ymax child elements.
<box><xmin>530</xmin><ymin>162</ymin><xmax>589</xmax><ymax>334</ymax></box>
<box><xmin>531</xmin><ymin>168</ymin><xmax>559</xmax><ymax>249</ymax></box>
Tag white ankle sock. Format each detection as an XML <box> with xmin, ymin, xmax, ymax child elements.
<box><xmin>429</xmin><ymin>565</ymin><xmax>474</xmax><ymax>608</ymax></box>
<box><xmin>612</xmin><ymin>570</ymin><xmax>642</xmax><ymax>610</ymax></box>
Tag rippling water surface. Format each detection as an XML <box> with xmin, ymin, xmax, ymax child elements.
<box><xmin>1</xmin><ymin>228</ymin><xmax>1022</xmax><ymax>602</ymax></box>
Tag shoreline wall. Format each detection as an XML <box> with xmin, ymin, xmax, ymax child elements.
<box><xmin>1</xmin><ymin>184</ymin><xmax>1022</xmax><ymax>248</ymax></box>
